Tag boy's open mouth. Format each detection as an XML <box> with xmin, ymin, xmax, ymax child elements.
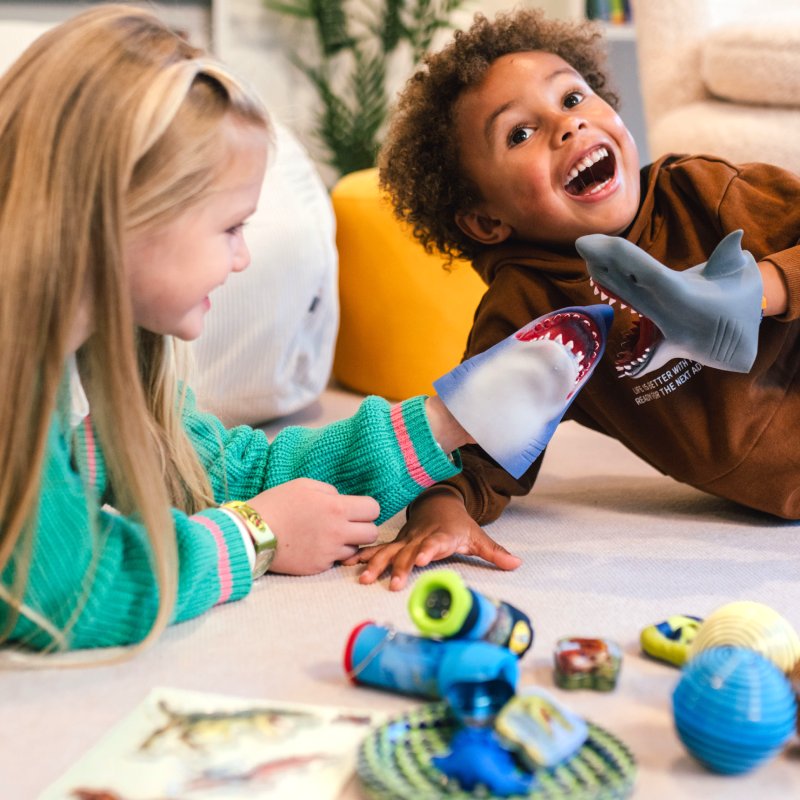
<box><xmin>564</xmin><ymin>146</ymin><xmax>616</xmax><ymax>197</ymax></box>
<box><xmin>589</xmin><ymin>278</ymin><xmax>663</xmax><ymax>377</ymax></box>
<box><xmin>514</xmin><ymin>308</ymin><xmax>606</xmax><ymax>393</ymax></box>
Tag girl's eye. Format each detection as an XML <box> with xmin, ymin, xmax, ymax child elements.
<box><xmin>564</xmin><ymin>91</ymin><xmax>584</xmax><ymax>109</ymax></box>
<box><xmin>508</xmin><ymin>126</ymin><xmax>535</xmax><ymax>147</ymax></box>
<box><xmin>226</xmin><ymin>222</ymin><xmax>246</xmax><ymax>236</ymax></box>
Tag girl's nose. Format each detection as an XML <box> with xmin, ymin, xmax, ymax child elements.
<box><xmin>232</xmin><ymin>240</ymin><xmax>251</xmax><ymax>273</ymax></box>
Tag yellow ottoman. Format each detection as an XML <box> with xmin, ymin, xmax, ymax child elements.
<box><xmin>332</xmin><ymin>168</ymin><xmax>485</xmax><ymax>400</ymax></box>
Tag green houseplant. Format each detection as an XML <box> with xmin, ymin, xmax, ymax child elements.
<box><xmin>265</xmin><ymin>0</ymin><xmax>465</xmax><ymax>177</ymax></box>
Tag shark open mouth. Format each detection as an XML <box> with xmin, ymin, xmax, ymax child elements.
<box><xmin>589</xmin><ymin>278</ymin><xmax>663</xmax><ymax>377</ymax></box>
<box><xmin>514</xmin><ymin>308</ymin><xmax>606</xmax><ymax>393</ymax></box>
<box><xmin>564</xmin><ymin>147</ymin><xmax>616</xmax><ymax>197</ymax></box>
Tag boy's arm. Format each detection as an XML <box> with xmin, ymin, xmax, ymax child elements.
<box><xmin>441</xmin><ymin>444</ymin><xmax>546</xmax><ymax>524</ymax></box>
<box><xmin>761</xmin><ymin>259</ymin><xmax>789</xmax><ymax>317</ymax></box>
<box><xmin>721</xmin><ymin>162</ymin><xmax>800</xmax><ymax>321</ymax></box>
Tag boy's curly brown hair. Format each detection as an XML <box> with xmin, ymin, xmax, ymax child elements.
<box><xmin>378</xmin><ymin>9</ymin><xmax>618</xmax><ymax>262</ymax></box>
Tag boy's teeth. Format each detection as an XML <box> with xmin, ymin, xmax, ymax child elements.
<box><xmin>564</xmin><ymin>146</ymin><xmax>609</xmax><ymax>185</ymax></box>
<box><xmin>588</xmin><ymin>178</ymin><xmax>611</xmax><ymax>194</ymax></box>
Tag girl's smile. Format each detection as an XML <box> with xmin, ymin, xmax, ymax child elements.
<box><xmin>124</xmin><ymin>121</ymin><xmax>268</xmax><ymax>341</ymax></box>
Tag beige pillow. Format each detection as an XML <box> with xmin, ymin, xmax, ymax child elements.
<box><xmin>702</xmin><ymin>21</ymin><xmax>800</xmax><ymax>106</ymax></box>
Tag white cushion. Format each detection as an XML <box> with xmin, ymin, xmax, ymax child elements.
<box><xmin>191</xmin><ymin>120</ymin><xmax>338</xmax><ymax>425</ymax></box>
<box><xmin>702</xmin><ymin>21</ymin><xmax>800</xmax><ymax>106</ymax></box>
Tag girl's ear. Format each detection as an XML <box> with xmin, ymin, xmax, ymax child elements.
<box><xmin>455</xmin><ymin>209</ymin><xmax>512</xmax><ymax>245</ymax></box>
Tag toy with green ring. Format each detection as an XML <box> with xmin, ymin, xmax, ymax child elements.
<box><xmin>408</xmin><ymin>569</ymin><xmax>533</xmax><ymax>657</ymax></box>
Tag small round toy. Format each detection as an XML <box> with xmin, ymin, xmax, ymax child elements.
<box><xmin>640</xmin><ymin>614</ymin><xmax>703</xmax><ymax>667</ymax></box>
<box><xmin>672</xmin><ymin>646</ymin><xmax>797</xmax><ymax>775</ymax></box>
<box><xmin>688</xmin><ymin>600</ymin><xmax>800</xmax><ymax>674</ymax></box>
<box><xmin>408</xmin><ymin>569</ymin><xmax>533</xmax><ymax>657</ymax></box>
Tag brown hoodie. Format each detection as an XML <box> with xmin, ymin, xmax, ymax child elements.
<box><xmin>440</xmin><ymin>154</ymin><xmax>800</xmax><ymax>522</ymax></box>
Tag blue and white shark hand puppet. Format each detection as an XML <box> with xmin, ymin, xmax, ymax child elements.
<box><xmin>434</xmin><ymin>305</ymin><xmax>613</xmax><ymax>478</ymax></box>
<box><xmin>575</xmin><ymin>230</ymin><xmax>763</xmax><ymax>378</ymax></box>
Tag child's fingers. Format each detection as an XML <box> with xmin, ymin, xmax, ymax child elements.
<box><xmin>340</xmin><ymin>494</ymin><xmax>381</xmax><ymax>522</ymax></box>
<box><xmin>386</xmin><ymin>537</ymin><xmax>450</xmax><ymax>591</ymax></box>
<box><xmin>355</xmin><ymin>543</ymin><xmax>405</xmax><ymax>584</ymax></box>
<box><xmin>466</xmin><ymin>531</ymin><xmax>522</xmax><ymax>570</ymax></box>
<box><xmin>340</xmin><ymin>547</ymin><xmax>374</xmax><ymax>566</ymax></box>
<box><xmin>344</xmin><ymin>521</ymin><xmax>380</xmax><ymax>546</ymax></box>
<box><xmin>335</xmin><ymin>544</ymin><xmax>360</xmax><ymax>563</ymax></box>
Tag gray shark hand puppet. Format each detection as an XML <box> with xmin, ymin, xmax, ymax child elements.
<box><xmin>574</xmin><ymin>230</ymin><xmax>763</xmax><ymax>378</ymax></box>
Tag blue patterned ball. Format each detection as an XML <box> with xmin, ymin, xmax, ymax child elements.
<box><xmin>672</xmin><ymin>646</ymin><xmax>797</xmax><ymax>774</ymax></box>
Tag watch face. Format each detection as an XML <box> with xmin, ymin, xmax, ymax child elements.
<box><xmin>252</xmin><ymin>539</ymin><xmax>276</xmax><ymax>578</ymax></box>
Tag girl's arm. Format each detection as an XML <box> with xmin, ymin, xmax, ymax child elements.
<box><xmin>183</xmin><ymin>390</ymin><xmax>460</xmax><ymax>525</ymax></box>
<box><xmin>2</xmin><ymin>421</ymin><xmax>252</xmax><ymax>651</ymax></box>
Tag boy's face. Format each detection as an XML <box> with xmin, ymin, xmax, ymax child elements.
<box><xmin>453</xmin><ymin>51</ymin><xmax>640</xmax><ymax>249</ymax></box>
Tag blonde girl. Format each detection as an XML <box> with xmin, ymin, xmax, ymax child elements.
<box><xmin>0</xmin><ymin>5</ymin><xmax>468</xmax><ymax>654</ymax></box>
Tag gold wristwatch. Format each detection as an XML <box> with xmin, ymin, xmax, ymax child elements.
<box><xmin>222</xmin><ymin>500</ymin><xmax>277</xmax><ymax>578</ymax></box>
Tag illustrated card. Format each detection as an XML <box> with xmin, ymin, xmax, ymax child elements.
<box><xmin>41</xmin><ymin>686</ymin><xmax>383</xmax><ymax>799</ymax></box>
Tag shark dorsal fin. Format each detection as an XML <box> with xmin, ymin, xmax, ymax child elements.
<box><xmin>702</xmin><ymin>230</ymin><xmax>748</xmax><ymax>279</ymax></box>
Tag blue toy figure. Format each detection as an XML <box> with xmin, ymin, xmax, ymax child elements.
<box><xmin>408</xmin><ymin>569</ymin><xmax>533</xmax><ymax>656</ymax></box>
<box><xmin>432</xmin><ymin>726</ymin><xmax>534</xmax><ymax>796</ymax></box>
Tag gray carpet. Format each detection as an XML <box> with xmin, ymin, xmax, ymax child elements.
<box><xmin>4</xmin><ymin>386</ymin><xmax>799</xmax><ymax>798</ymax></box>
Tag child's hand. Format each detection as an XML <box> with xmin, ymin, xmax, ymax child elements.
<box><xmin>342</xmin><ymin>487</ymin><xmax>522</xmax><ymax>591</ymax></box>
<box><xmin>247</xmin><ymin>478</ymin><xmax>380</xmax><ymax>575</ymax></box>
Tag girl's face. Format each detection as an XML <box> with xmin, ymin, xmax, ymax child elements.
<box><xmin>453</xmin><ymin>51</ymin><xmax>640</xmax><ymax>249</ymax></box>
<box><xmin>125</xmin><ymin>122</ymin><xmax>268</xmax><ymax>341</ymax></box>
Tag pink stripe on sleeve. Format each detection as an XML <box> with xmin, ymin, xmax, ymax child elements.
<box><xmin>83</xmin><ymin>416</ymin><xmax>97</xmax><ymax>486</ymax></box>
<box><xmin>193</xmin><ymin>515</ymin><xmax>234</xmax><ymax>605</ymax></box>
<box><xmin>390</xmin><ymin>404</ymin><xmax>435</xmax><ymax>488</ymax></box>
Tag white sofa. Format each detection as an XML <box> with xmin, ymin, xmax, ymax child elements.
<box><xmin>632</xmin><ymin>0</ymin><xmax>800</xmax><ymax>173</ymax></box>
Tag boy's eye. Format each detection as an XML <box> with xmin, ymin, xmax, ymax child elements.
<box><xmin>226</xmin><ymin>222</ymin><xmax>247</xmax><ymax>236</ymax></box>
<box><xmin>564</xmin><ymin>91</ymin><xmax>584</xmax><ymax>109</ymax></box>
<box><xmin>508</xmin><ymin>125</ymin><xmax>535</xmax><ymax>147</ymax></box>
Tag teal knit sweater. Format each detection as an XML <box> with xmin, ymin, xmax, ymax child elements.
<box><xmin>1</xmin><ymin>390</ymin><xmax>459</xmax><ymax>651</ymax></box>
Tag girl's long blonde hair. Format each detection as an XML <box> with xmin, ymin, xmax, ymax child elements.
<box><xmin>0</xmin><ymin>5</ymin><xmax>270</xmax><ymax>656</ymax></box>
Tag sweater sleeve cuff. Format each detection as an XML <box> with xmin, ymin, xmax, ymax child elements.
<box><xmin>190</xmin><ymin>508</ymin><xmax>253</xmax><ymax>604</ymax></box>
<box><xmin>765</xmin><ymin>246</ymin><xmax>800</xmax><ymax>322</ymax></box>
<box><xmin>391</xmin><ymin>396</ymin><xmax>462</xmax><ymax>488</ymax></box>
<box><xmin>217</xmin><ymin>508</ymin><xmax>256</xmax><ymax>572</ymax></box>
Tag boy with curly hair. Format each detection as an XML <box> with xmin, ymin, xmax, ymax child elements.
<box><xmin>344</xmin><ymin>8</ymin><xmax>800</xmax><ymax>589</ymax></box>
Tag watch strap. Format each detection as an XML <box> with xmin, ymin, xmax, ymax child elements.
<box><xmin>221</xmin><ymin>500</ymin><xmax>277</xmax><ymax>579</ymax></box>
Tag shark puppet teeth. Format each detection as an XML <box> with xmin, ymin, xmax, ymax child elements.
<box><xmin>576</xmin><ymin>231</ymin><xmax>763</xmax><ymax>379</ymax></box>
